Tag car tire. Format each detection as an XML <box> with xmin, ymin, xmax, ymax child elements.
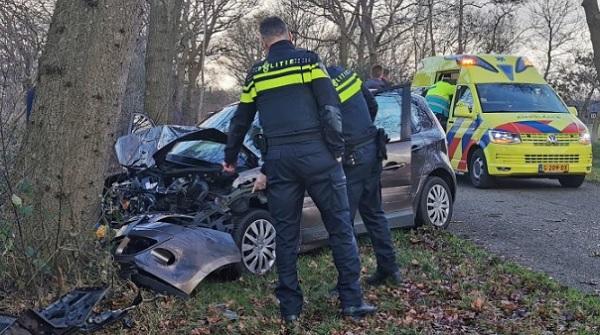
<box><xmin>469</xmin><ymin>148</ymin><xmax>495</xmax><ymax>189</ymax></box>
<box><xmin>416</xmin><ymin>176</ymin><xmax>453</xmax><ymax>229</ymax></box>
<box><xmin>231</xmin><ymin>209</ymin><xmax>276</xmax><ymax>276</ymax></box>
<box><xmin>558</xmin><ymin>175</ymin><xmax>585</xmax><ymax>188</ymax></box>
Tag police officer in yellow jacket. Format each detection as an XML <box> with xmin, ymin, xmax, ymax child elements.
<box><xmin>222</xmin><ymin>17</ymin><xmax>376</xmax><ymax>323</ymax></box>
<box><xmin>327</xmin><ymin>65</ymin><xmax>401</xmax><ymax>286</ymax></box>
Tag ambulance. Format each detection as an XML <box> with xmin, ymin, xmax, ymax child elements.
<box><xmin>412</xmin><ymin>55</ymin><xmax>593</xmax><ymax>188</ymax></box>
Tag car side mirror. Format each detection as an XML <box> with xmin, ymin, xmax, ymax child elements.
<box><xmin>568</xmin><ymin>106</ymin><xmax>578</xmax><ymax>116</ymax></box>
<box><xmin>454</xmin><ymin>102</ymin><xmax>473</xmax><ymax>118</ymax></box>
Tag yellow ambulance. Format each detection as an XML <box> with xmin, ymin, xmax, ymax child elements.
<box><xmin>413</xmin><ymin>54</ymin><xmax>593</xmax><ymax>188</ymax></box>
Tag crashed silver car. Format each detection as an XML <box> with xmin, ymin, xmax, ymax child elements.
<box><xmin>102</xmin><ymin>123</ymin><xmax>273</xmax><ymax>298</ymax></box>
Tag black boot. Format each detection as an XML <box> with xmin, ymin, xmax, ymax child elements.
<box><xmin>366</xmin><ymin>270</ymin><xmax>402</xmax><ymax>286</ymax></box>
<box><xmin>282</xmin><ymin>314</ymin><xmax>299</xmax><ymax>326</ymax></box>
<box><xmin>341</xmin><ymin>303</ymin><xmax>377</xmax><ymax>319</ymax></box>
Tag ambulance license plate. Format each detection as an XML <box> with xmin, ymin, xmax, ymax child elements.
<box><xmin>542</xmin><ymin>164</ymin><xmax>569</xmax><ymax>173</ymax></box>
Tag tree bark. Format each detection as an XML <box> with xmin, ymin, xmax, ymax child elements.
<box><xmin>457</xmin><ymin>0</ymin><xmax>464</xmax><ymax>54</ymax></box>
<box><xmin>582</xmin><ymin>0</ymin><xmax>600</xmax><ymax>140</ymax></box>
<box><xmin>144</xmin><ymin>0</ymin><xmax>183</xmax><ymax>124</ymax></box>
<box><xmin>14</xmin><ymin>0</ymin><xmax>143</xmax><ymax>281</ymax></box>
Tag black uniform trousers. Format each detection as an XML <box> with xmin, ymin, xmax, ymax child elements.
<box><xmin>343</xmin><ymin>141</ymin><xmax>398</xmax><ymax>275</ymax></box>
<box><xmin>263</xmin><ymin>139</ymin><xmax>363</xmax><ymax>317</ymax></box>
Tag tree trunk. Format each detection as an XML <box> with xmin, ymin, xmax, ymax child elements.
<box><xmin>457</xmin><ymin>0</ymin><xmax>464</xmax><ymax>54</ymax></box>
<box><xmin>144</xmin><ymin>0</ymin><xmax>183</xmax><ymax>124</ymax></box>
<box><xmin>582</xmin><ymin>0</ymin><xmax>600</xmax><ymax>140</ymax></box>
<box><xmin>14</xmin><ymin>0</ymin><xmax>143</xmax><ymax>285</ymax></box>
<box><xmin>428</xmin><ymin>0</ymin><xmax>436</xmax><ymax>56</ymax></box>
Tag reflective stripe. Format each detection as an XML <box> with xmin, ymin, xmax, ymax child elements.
<box><xmin>426</xmin><ymin>95</ymin><xmax>450</xmax><ymax>117</ymax></box>
<box><xmin>338</xmin><ymin>77</ymin><xmax>362</xmax><ymax>103</ymax></box>
<box><xmin>254</xmin><ymin>73</ymin><xmax>304</xmax><ymax>92</ymax></box>
<box><xmin>311</xmin><ymin>67</ymin><xmax>329</xmax><ymax>79</ymax></box>
<box><xmin>254</xmin><ymin>65</ymin><xmax>304</xmax><ymax>79</ymax></box>
<box><xmin>335</xmin><ymin>73</ymin><xmax>358</xmax><ymax>92</ymax></box>
<box><xmin>241</xmin><ymin>62</ymin><xmax>326</xmax><ymax>96</ymax></box>
<box><xmin>240</xmin><ymin>86</ymin><xmax>256</xmax><ymax>103</ymax></box>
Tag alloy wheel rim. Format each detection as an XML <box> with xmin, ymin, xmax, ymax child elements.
<box><xmin>472</xmin><ymin>157</ymin><xmax>484</xmax><ymax>181</ymax></box>
<box><xmin>426</xmin><ymin>184</ymin><xmax>450</xmax><ymax>227</ymax></box>
<box><xmin>241</xmin><ymin>219</ymin><xmax>276</xmax><ymax>274</ymax></box>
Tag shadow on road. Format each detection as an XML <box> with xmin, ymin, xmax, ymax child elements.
<box><xmin>457</xmin><ymin>175</ymin><xmax>572</xmax><ymax>190</ymax></box>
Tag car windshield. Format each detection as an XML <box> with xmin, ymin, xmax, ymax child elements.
<box><xmin>200</xmin><ymin>105</ymin><xmax>236</xmax><ymax>131</ymax></box>
<box><xmin>168</xmin><ymin>140</ymin><xmax>248</xmax><ymax>167</ymax></box>
<box><xmin>476</xmin><ymin>83</ymin><xmax>568</xmax><ymax>113</ymax></box>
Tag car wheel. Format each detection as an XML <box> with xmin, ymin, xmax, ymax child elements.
<box><xmin>416</xmin><ymin>176</ymin><xmax>453</xmax><ymax>229</ymax></box>
<box><xmin>558</xmin><ymin>175</ymin><xmax>585</xmax><ymax>188</ymax></box>
<box><xmin>469</xmin><ymin>148</ymin><xmax>495</xmax><ymax>188</ymax></box>
<box><xmin>232</xmin><ymin>209</ymin><xmax>276</xmax><ymax>276</ymax></box>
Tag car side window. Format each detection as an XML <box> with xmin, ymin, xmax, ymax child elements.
<box><xmin>411</xmin><ymin>102</ymin><xmax>433</xmax><ymax>134</ymax></box>
<box><xmin>455</xmin><ymin>86</ymin><xmax>474</xmax><ymax>109</ymax></box>
<box><xmin>374</xmin><ymin>95</ymin><xmax>402</xmax><ymax>141</ymax></box>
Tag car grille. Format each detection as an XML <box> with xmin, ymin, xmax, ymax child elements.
<box><xmin>495</xmin><ymin>153</ymin><xmax>580</xmax><ymax>164</ymax></box>
<box><xmin>524</xmin><ymin>154</ymin><xmax>579</xmax><ymax>164</ymax></box>
<box><xmin>520</xmin><ymin>133</ymin><xmax>578</xmax><ymax>146</ymax></box>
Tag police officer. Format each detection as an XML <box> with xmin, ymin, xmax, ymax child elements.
<box><xmin>327</xmin><ymin>65</ymin><xmax>402</xmax><ymax>286</ymax></box>
<box><xmin>222</xmin><ymin>17</ymin><xmax>376</xmax><ymax>323</ymax></box>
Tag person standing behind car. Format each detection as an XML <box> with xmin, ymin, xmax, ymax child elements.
<box><xmin>327</xmin><ymin>65</ymin><xmax>402</xmax><ymax>286</ymax></box>
<box><xmin>222</xmin><ymin>17</ymin><xmax>376</xmax><ymax>324</ymax></box>
<box><xmin>364</xmin><ymin>64</ymin><xmax>387</xmax><ymax>91</ymax></box>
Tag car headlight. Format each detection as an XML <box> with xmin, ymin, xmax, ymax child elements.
<box><xmin>579</xmin><ymin>131</ymin><xmax>591</xmax><ymax>145</ymax></box>
<box><xmin>489</xmin><ymin>130</ymin><xmax>521</xmax><ymax>144</ymax></box>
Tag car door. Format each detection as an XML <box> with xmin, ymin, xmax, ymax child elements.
<box><xmin>372</xmin><ymin>87</ymin><xmax>413</xmax><ymax>227</ymax></box>
<box><xmin>446</xmin><ymin>85</ymin><xmax>480</xmax><ymax>171</ymax></box>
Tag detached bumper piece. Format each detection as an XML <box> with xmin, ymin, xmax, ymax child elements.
<box><xmin>113</xmin><ymin>214</ymin><xmax>242</xmax><ymax>298</ymax></box>
<box><xmin>0</xmin><ymin>287</ymin><xmax>137</xmax><ymax>335</ymax></box>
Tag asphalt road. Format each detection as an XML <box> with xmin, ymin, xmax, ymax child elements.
<box><xmin>449</xmin><ymin>177</ymin><xmax>600</xmax><ymax>293</ymax></box>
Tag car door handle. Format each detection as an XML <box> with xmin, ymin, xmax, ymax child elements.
<box><xmin>383</xmin><ymin>162</ymin><xmax>406</xmax><ymax>170</ymax></box>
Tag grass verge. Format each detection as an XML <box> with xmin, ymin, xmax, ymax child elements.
<box><xmin>103</xmin><ymin>227</ymin><xmax>600</xmax><ymax>335</ymax></box>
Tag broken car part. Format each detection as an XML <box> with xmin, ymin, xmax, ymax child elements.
<box><xmin>113</xmin><ymin>214</ymin><xmax>242</xmax><ymax>298</ymax></box>
<box><xmin>0</xmin><ymin>287</ymin><xmax>142</xmax><ymax>335</ymax></box>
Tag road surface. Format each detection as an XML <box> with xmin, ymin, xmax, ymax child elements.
<box><xmin>450</xmin><ymin>177</ymin><xmax>600</xmax><ymax>293</ymax></box>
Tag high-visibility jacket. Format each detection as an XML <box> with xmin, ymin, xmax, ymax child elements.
<box><xmin>426</xmin><ymin>81</ymin><xmax>455</xmax><ymax>117</ymax></box>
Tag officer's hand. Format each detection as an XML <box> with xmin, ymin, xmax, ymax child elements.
<box><xmin>336</xmin><ymin>156</ymin><xmax>343</xmax><ymax>164</ymax></box>
<box><xmin>252</xmin><ymin>173</ymin><xmax>267</xmax><ymax>193</ymax></box>
<box><xmin>222</xmin><ymin>162</ymin><xmax>236</xmax><ymax>174</ymax></box>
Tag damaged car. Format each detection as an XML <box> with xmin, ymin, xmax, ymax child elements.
<box><xmin>101</xmin><ymin>124</ymin><xmax>273</xmax><ymax>298</ymax></box>
<box><xmin>102</xmin><ymin>86</ymin><xmax>457</xmax><ymax>298</ymax></box>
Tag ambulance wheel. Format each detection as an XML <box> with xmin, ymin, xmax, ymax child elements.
<box><xmin>232</xmin><ymin>209</ymin><xmax>276</xmax><ymax>276</ymax></box>
<box><xmin>469</xmin><ymin>148</ymin><xmax>495</xmax><ymax>189</ymax></box>
<box><xmin>558</xmin><ymin>175</ymin><xmax>585</xmax><ymax>188</ymax></box>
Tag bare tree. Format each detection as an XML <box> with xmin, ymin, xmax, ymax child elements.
<box><xmin>144</xmin><ymin>0</ymin><xmax>184</xmax><ymax>124</ymax></box>
<box><xmin>11</xmin><ymin>0</ymin><xmax>144</xmax><ymax>291</ymax></box>
<box><xmin>178</xmin><ymin>0</ymin><xmax>254</xmax><ymax>125</ymax></box>
<box><xmin>529</xmin><ymin>0</ymin><xmax>579</xmax><ymax>80</ymax></box>
<box><xmin>582</xmin><ymin>0</ymin><xmax>600</xmax><ymax>140</ymax></box>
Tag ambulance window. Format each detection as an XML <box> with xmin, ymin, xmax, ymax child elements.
<box><xmin>455</xmin><ymin>86</ymin><xmax>474</xmax><ymax>109</ymax></box>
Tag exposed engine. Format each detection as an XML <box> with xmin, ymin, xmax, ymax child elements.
<box><xmin>101</xmin><ymin>166</ymin><xmax>258</xmax><ymax>234</ymax></box>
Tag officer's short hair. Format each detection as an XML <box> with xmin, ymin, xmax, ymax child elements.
<box><xmin>259</xmin><ymin>16</ymin><xmax>289</xmax><ymax>38</ymax></box>
<box><xmin>371</xmin><ymin>64</ymin><xmax>383</xmax><ymax>78</ymax></box>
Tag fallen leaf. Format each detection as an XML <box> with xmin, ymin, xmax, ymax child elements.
<box><xmin>11</xmin><ymin>194</ymin><xmax>22</xmax><ymax>207</ymax></box>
